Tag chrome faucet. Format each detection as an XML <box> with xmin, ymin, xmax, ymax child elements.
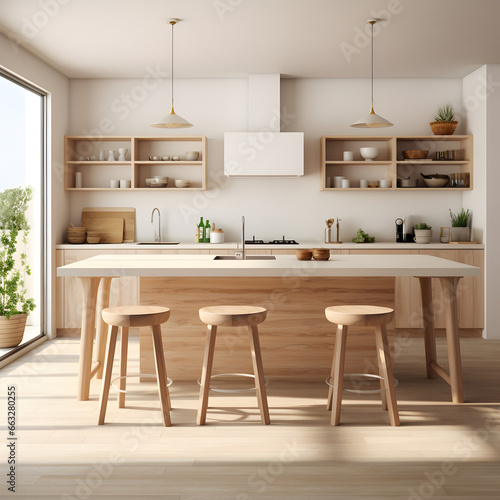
<box><xmin>151</xmin><ymin>208</ymin><xmax>161</xmax><ymax>242</ymax></box>
<box><xmin>236</xmin><ymin>216</ymin><xmax>245</xmax><ymax>260</ymax></box>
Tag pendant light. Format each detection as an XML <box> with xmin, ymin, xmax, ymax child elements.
<box><xmin>151</xmin><ymin>18</ymin><xmax>193</xmax><ymax>129</ymax></box>
<box><xmin>350</xmin><ymin>20</ymin><xmax>393</xmax><ymax>128</ymax></box>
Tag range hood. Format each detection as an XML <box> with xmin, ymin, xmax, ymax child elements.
<box><xmin>224</xmin><ymin>74</ymin><xmax>304</xmax><ymax>177</ymax></box>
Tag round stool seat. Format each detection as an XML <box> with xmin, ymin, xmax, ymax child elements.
<box><xmin>325</xmin><ymin>305</ymin><xmax>394</xmax><ymax>327</ymax></box>
<box><xmin>102</xmin><ymin>306</ymin><xmax>170</xmax><ymax>328</ymax></box>
<box><xmin>199</xmin><ymin>305</ymin><xmax>267</xmax><ymax>327</ymax></box>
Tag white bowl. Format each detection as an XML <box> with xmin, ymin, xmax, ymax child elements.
<box><xmin>174</xmin><ymin>179</ymin><xmax>190</xmax><ymax>188</ymax></box>
<box><xmin>360</xmin><ymin>147</ymin><xmax>379</xmax><ymax>161</ymax></box>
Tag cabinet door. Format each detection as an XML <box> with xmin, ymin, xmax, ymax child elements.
<box><xmin>348</xmin><ymin>249</ymin><xmax>419</xmax><ymax>329</ymax></box>
<box><xmin>419</xmin><ymin>249</ymin><xmax>484</xmax><ymax>329</ymax></box>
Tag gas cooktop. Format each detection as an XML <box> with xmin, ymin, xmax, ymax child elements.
<box><xmin>245</xmin><ymin>236</ymin><xmax>299</xmax><ymax>245</ymax></box>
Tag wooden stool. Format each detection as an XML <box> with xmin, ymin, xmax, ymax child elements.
<box><xmin>325</xmin><ymin>305</ymin><xmax>400</xmax><ymax>426</ymax></box>
<box><xmin>98</xmin><ymin>306</ymin><xmax>172</xmax><ymax>426</ymax></box>
<box><xmin>197</xmin><ymin>306</ymin><xmax>270</xmax><ymax>425</ymax></box>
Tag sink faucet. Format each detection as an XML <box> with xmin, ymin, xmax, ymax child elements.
<box><xmin>151</xmin><ymin>208</ymin><xmax>161</xmax><ymax>242</ymax></box>
<box><xmin>236</xmin><ymin>216</ymin><xmax>246</xmax><ymax>260</ymax></box>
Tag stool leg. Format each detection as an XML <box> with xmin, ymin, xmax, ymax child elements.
<box><xmin>197</xmin><ymin>325</ymin><xmax>217</xmax><ymax>426</ymax></box>
<box><xmin>118</xmin><ymin>327</ymin><xmax>129</xmax><ymax>409</ymax></box>
<box><xmin>151</xmin><ymin>324</ymin><xmax>171</xmax><ymax>427</ymax></box>
<box><xmin>379</xmin><ymin>374</ymin><xmax>388</xmax><ymax>411</ymax></box>
<box><xmin>98</xmin><ymin>325</ymin><xmax>119</xmax><ymax>425</ymax></box>
<box><xmin>375</xmin><ymin>325</ymin><xmax>400</xmax><ymax>426</ymax></box>
<box><xmin>249</xmin><ymin>325</ymin><xmax>270</xmax><ymax>425</ymax></box>
<box><xmin>95</xmin><ymin>277</ymin><xmax>112</xmax><ymax>379</ymax></box>
<box><xmin>331</xmin><ymin>324</ymin><xmax>348</xmax><ymax>426</ymax></box>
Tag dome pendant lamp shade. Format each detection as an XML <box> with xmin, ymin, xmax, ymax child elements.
<box><xmin>350</xmin><ymin>20</ymin><xmax>393</xmax><ymax>128</ymax></box>
<box><xmin>151</xmin><ymin>19</ymin><xmax>193</xmax><ymax>129</ymax></box>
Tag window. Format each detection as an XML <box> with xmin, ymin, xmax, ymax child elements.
<box><xmin>0</xmin><ymin>69</ymin><xmax>46</xmax><ymax>359</ymax></box>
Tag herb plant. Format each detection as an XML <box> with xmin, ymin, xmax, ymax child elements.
<box><xmin>434</xmin><ymin>103</ymin><xmax>456</xmax><ymax>122</ymax></box>
<box><xmin>414</xmin><ymin>223</ymin><xmax>432</xmax><ymax>230</ymax></box>
<box><xmin>352</xmin><ymin>228</ymin><xmax>375</xmax><ymax>243</ymax></box>
<box><xmin>449</xmin><ymin>208</ymin><xmax>471</xmax><ymax>227</ymax></box>
<box><xmin>0</xmin><ymin>186</ymin><xmax>36</xmax><ymax>318</ymax></box>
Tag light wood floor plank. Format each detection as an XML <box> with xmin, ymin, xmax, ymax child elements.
<box><xmin>0</xmin><ymin>337</ymin><xmax>498</xmax><ymax>499</ymax></box>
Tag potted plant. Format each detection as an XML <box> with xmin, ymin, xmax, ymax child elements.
<box><xmin>414</xmin><ymin>222</ymin><xmax>433</xmax><ymax>244</ymax></box>
<box><xmin>0</xmin><ymin>186</ymin><xmax>36</xmax><ymax>348</ymax></box>
<box><xmin>430</xmin><ymin>103</ymin><xmax>458</xmax><ymax>135</ymax></box>
<box><xmin>449</xmin><ymin>208</ymin><xmax>471</xmax><ymax>242</ymax></box>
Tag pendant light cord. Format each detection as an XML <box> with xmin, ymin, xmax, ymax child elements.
<box><xmin>171</xmin><ymin>20</ymin><xmax>175</xmax><ymax>112</ymax></box>
<box><xmin>371</xmin><ymin>21</ymin><xmax>374</xmax><ymax>110</ymax></box>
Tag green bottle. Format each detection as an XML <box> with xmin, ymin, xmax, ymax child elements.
<box><xmin>198</xmin><ymin>217</ymin><xmax>205</xmax><ymax>243</ymax></box>
<box><xmin>205</xmin><ymin>219</ymin><xmax>211</xmax><ymax>243</ymax></box>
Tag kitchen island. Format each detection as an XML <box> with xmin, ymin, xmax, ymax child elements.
<box><xmin>57</xmin><ymin>253</ymin><xmax>480</xmax><ymax>404</ymax></box>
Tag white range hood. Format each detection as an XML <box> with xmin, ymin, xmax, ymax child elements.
<box><xmin>224</xmin><ymin>74</ymin><xmax>304</xmax><ymax>177</ymax></box>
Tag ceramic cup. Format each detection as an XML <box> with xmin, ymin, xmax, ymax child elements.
<box><xmin>343</xmin><ymin>151</ymin><xmax>354</xmax><ymax>161</ymax></box>
<box><xmin>334</xmin><ymin>176</ymin><xmax>344</xmax><ymax>188</ymax></box>
<box><xmin>360</xmin><ymin>179</ymin><xmax>368</xmax><ymax>188</ymax></box>
<box><xmin>380</xmin><ymin>179</ymin><xmax>390</xmax><ymax>188</ymax></box>
<box><xmin>110</xmin><ymin>179</ymin><xmax>120</xmax><ymax>189</ymax></box>
<box><xmin>341</xmin><ymin>179</ymin><xmax>350</xmax><ymax>188</ymax></box>
<box><xmin>120</xmin><ymin>179</ymin><xmax>131</xmax><ymax>188</ymax></box>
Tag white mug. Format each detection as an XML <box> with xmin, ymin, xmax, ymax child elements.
<box><xmin>120</xmin><ymin>179</ymin><xmax>131</xmax><ymax>188</ymax></box>
<box><xmin>341</xmin><ymin>179</ymin><xmax>350</xmax><ymax>188</ymax></box>
<box><xmin>380</xmin><ymin>179</ymin><xmax>390</xmax><ymax>188</ymax></box>
<box><xmin>360</xmin><ymin>179</ymin><xmax>368</xmax><ymax>189</ymax></box>
<box><xmin>334</xmin><ymin>176</ymin><xmax>344</xmax><ymax>188</ymax></box>
<box><xmin>343</xmin><ymin>151</ymin><xmax>354</xmax><ymax>161</ymax></box>
<box><xmin>110</xmin><ymin>179</ymin><xmax>120</xmax><ymax>189</ymax></box>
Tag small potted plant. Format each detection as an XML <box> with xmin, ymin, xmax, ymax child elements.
<box><xmin>449</xmin><ymin>208</ymin><xmax>471</xmax><ymax>242</ymax></box>
<box><xmin>0</xmin><ymin>186</ymin><xmax>36</xmax><ymax>348</ymax></box>
<box><xmin>430</xmin><ymin>103</ymin><xmax>458</xmax><ymax>135</ymax></box>
<box><xmin>414</xmin><ymin>223</ymin><xmax>433</xmax><ymax>243</ymax></box>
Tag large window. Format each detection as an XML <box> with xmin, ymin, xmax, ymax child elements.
<box><xmin>0</xmin><ymin>70</ymin><xmax>46</xmax><ymax>359</ymax></box>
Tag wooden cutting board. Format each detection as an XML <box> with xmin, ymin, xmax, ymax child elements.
<box><xmin>80</xmin><ymin>216</ymin><xmax>124</xmax><ymax>244</ymax></box>
<box><xmin>82</xmin><ymin>207</ymin><xmax>135</xmax><ymax>242</ymax></box>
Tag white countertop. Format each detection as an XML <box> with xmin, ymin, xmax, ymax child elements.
<box><xmin>57</xmin><ymin>254</ymin><xmax>480</xmax><ymax>278</ymax></box>
<box><xmin>55</xmin><ymin>241</ymin><xmax>484</xmax><ymax>250</ymax></box>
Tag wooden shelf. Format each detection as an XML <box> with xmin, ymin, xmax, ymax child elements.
<box><xmin>320</xmin><ymin>135</ymin><xmax>473</xmax><ymax>191</ymax></box>
<box><xmin>65</xmin><ymin>135</ymin><xmax>207</xmax><ymax>191</ymax></box>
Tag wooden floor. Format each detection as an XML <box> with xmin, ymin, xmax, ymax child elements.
<box><xmin>0</xmin><ymin>336</ymin><xmax>499</xmax><ymax>499</ymax></box>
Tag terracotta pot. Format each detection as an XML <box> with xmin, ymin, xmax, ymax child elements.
<box><xmin>429</xmin><ymin>121</ymin><xmax>458</xmax><ymax>135</ymax></box>
<box><xmin>0</xmin><ymin>313</ymin><xmax>27</xmax><ymax>348</ymax></box>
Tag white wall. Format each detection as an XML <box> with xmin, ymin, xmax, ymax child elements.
<box><xmin>68</xmin><ymin>76</ymin><xmax>466</xmax><ymax>243</ymax></box>
<box><xmin>0</xmin><ymin>32</ymin><xmax>69</xmax><ymax>338</ymax></box>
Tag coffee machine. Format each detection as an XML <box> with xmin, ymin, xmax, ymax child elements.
<box><xmin>395</xmin><ymin>216</ymin><xmax>414</xmax><ymax>243</ymax></box>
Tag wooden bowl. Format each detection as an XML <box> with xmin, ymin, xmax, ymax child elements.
<box><xmin>67</xmin><ymin>227</ymin><xmax>86</xmax><ymax>244</ymax></box>
<box><xmin>312</xmin><ymin>248</ymin><xmax>330</xmax><ymax>261</ymax></box>
<box><xmin>402</xmin><ymin>150</ymin><xmax>429</xmax><ymax>160</ymax></box>
<box><xmin>296</xmin><ymin>249</ymin><xmax>312</xmax><ymax>260</ymax></box>
<box><xmin>86</xmin><ymin>231</ymin><xmax>100</xmax><ymax>244</ymax></box>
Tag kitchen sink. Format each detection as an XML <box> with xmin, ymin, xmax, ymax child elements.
<box><xmin>137</xmin><ymin>242</ymin><xmax>180</xmax><ymax>245</ymax></box>
<box><xmin>213</xmin><ymin>255</ymin><xmax>276</xmax><ymax>260</ymax></box>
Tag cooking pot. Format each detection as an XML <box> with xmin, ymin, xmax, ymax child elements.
<box><xmin>397</xmin><ymin>177</ymin><xmax>418</xmax><ymax>188</ymax></box>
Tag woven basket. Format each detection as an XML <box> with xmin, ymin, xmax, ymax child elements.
<box><xmin>0</xmin><ymin>314</ymin><xmax>27</xmax><ymax>348</ymax></box>
<box><xmin>429</xmin><ymin>121</ymin><xmax>458</xmax><ymax>135</ymax></box>
<box><xmin>67</xmin><ymin>226</ymin><xmax>87</xmax><ymax>244</ymax></box>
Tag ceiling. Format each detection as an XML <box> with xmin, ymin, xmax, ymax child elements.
<box><xmin>0</xmin><ymin>0</ymin><xmax>499</xmax><ymax>79</ymax></box>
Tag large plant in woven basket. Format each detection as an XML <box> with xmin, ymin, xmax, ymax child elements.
<box><xmin>0</xmin><ymin>186</ymin><xmax>36</xmax><ymax>348</ymax></box>
<box><xmin>430</xmin><ymin>103</ymin><xmax>458</xmax><ymax>135</ymax></box>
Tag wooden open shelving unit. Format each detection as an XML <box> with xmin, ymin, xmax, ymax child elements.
<box><xmin>64</xmin><ymin>135</ymin><xmax>207</xmax><ymax>191</ymax></box>
<box><xmin>320</xmin><ymin>135</ymin><xmax>473</xmax><ymax>191</ymax></box>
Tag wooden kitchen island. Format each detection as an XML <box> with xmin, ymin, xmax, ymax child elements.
<box><xmin>57</xmin><ymin>253</ymin><xmax>480</xmax><ymax>403</ymax></box>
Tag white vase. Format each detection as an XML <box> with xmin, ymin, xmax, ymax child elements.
<box><xmin>108</xmin><ymin>150</ymin><xmax>115</xmax><ymax>162</ymax></box>
<box><xmin>118</xmin><ymin>148</ymin><xmax>128</xmax><ymax>161</ymax></box>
